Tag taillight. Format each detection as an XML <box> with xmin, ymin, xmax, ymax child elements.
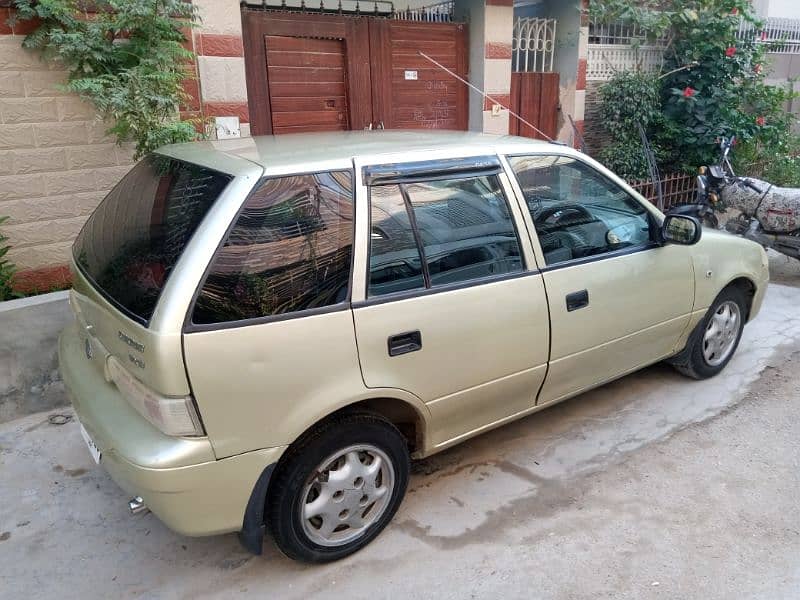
<box><xmin>107</xmin><ymin>357</ymin><xmax>204</xmax><ymax>437</ymax></box>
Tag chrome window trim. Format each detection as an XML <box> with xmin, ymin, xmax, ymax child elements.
<box><xmin>352</xmin><ymin>269</ymin><xmax>538</xmax><ymax>309</ymax></box>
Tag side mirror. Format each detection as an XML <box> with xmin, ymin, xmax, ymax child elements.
<box><xmin>662</xmin><ymin>214</ymin><xmax>702</xmax><ymax>246</ymax></box>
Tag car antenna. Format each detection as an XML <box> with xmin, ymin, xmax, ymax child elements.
<box><xmin>418</xmin><ymin>51</ymin><xmax>556</xmax><ymax>143</ymax></box>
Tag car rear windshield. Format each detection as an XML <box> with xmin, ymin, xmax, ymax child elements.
<box><xmin>73</xmin><ymin>155</ymin><xmax>232</xmax><ymax>324</ymax></box>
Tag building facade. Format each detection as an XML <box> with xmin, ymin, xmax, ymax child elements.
<box><xmin>0</xmin><ymin>0</ymin><xmax>585</xmax><ymax>290</ymax></box>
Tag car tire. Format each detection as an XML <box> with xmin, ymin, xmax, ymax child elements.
<box><xmin>266</xmin><ymin>413</ymin><xmax>410</xmax><ymax>563</ymax></box>
<box><xmin>669</xmin><ymin>285</ymin><xmax>747</xmax><ymax>380</ymax></box>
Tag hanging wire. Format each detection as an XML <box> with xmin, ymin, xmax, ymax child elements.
<box><xmin>417</xmin><ymin>52</ymin><xmax>555</xmax><ymax>142</ymax></box>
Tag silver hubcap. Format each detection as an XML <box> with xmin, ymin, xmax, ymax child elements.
<box><xmin>702</xmin><ymin>300</ymin><xmax>741</xmax><ymax>367</ymax></box>
<box><xmin>300</xmin><ymin>444</ymin><xmax>395</xmax><ymax>547</ymax></box>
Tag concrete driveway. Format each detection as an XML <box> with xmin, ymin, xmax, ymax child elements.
<box><xmin>2</xmin><ymin>278</ymin><xmax>800</xmax><ymax>599</ymax></box>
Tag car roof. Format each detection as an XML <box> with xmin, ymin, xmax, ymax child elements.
<box><xmin>157</xmin><ymin>130</ymin><xmax>557</xmax><ymax>174</ymax></box>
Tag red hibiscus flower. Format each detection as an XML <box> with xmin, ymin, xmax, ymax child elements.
<box><xmin>682</xmin><ymin>87</ymin><xmax>696</xmax><ymax>98</ymax></box>
<box><xmin>754</xmin><ymin>63</ymin><xmax>763</xmax><ymax>74</ymax></box>
<box><xmin>725</xmin><ymin>46</ymin><xmax>737</xmax><ymax>57</ymax></box>
<box><xmin>756</xmin><ymin>116</ymin><xmax>766</xmax><ymax>126</ymax></box>
<box><xmin>731</xmin><ymin>7</ymin><xmax>738</xmax><ymax>14</ymax></box>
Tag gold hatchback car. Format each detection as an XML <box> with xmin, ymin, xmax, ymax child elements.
<box><xmin>60</xmin><ymin>131</ymin><xmax>769</xmax><ymax>562</ymax></box>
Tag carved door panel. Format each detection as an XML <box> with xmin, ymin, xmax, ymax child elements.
<box><xmin>369</xmin><ymin>20</ymin><xmax>468</xmax><ymax>130</ymax></box>
<box><xmin>243</xmin><ymin>11</ymin><xmax>468</xmax><ymax>134</ymax></box>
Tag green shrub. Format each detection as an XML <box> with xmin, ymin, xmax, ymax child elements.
<box><xmin>0</xmin><ymin>217</ymin><xmax>16</xmax><ymax>301</ymax></box>
<box><xmin>733</xmin><ymin>134</ymin><xmax>800</xmax><ymax>187</ymax></box>
<box><xmin>598</xmin><ymin>72</ymin><xmax>665</xmax><ymax>179</ymax></box>
<box><xmin>591</xmin><ymin>0</ymin><xmax>799</xmax><ymax>179</ymax></box>
<box><xmin>13</xmin><ymin>0</ymin><xmax>202</xmax><ymax>159</ymax></box>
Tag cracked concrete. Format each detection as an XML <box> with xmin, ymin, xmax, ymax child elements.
<box><xmin>1</xmin><ymin>263</ymin><xmax>800</xmax><ymax>599</ymax></box>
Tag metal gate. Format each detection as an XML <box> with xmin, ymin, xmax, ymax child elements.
<box><xmin>242</xmin><ymin>6</ymin><xmax>468</xmax><ymax>135</ymax></box>
<box><xmin>510</xmin><ymin>17</ymin><xmax>559</xmax><ymax>140</ymax></box>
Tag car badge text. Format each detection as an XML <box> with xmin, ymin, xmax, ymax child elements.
<box><xmin>118</xmin><ymin>331</ymin><xmax>145</xmax><ymax>353</ymax></box>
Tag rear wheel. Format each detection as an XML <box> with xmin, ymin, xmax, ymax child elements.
<box><xmin>670</xmin><ymin>286</ymin><xmax>746</xmax><ymax>379</ymax></box>
<box><xmin>267</xmin><ymin>413</ymin><xmax>410</xmax><ymax>563</ymax></box>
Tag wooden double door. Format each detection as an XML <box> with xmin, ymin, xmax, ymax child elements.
<box><xmin>242</xmin><ymin>12</ymin><xmax>468</xmax><ymax>135</ymax></box>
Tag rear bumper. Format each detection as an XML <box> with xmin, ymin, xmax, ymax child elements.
<box><xmin>59</xmin><ymin>321</ymin><xmax>286</xmax><ymax>537</ymax></box>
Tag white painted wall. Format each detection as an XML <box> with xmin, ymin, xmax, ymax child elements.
<box><xmin>755</xmin><ymin>0</ymin><xmax>800</xmax><ymax>20</ymax></box>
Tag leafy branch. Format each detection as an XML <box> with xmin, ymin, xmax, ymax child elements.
<box><xmin>0</xmin><ymin>217</ymin><xmax>16</xmax><ymax>301</ymax></box>
<box><xmin>591</xmin><ymin>0</ymin><xmax>798</xmax><ymax>179</ymax></box>
<box><xmin>13</xmin><ymin>0</ymin><xmax>203</xmax><ymax>159</ymax></box>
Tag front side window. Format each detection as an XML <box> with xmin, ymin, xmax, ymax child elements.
<box><xmin>368</xmin><ymin>174</ymin><xmax>523</xmax><ymax>297</ymax></box>
<box><xmin>192</xmin><ymin>171</ymin><xmax>354</xmax><ymax>324</ymax></box>
<box><xmin>507</xmin><ymin>155</ymin><xmax>653</xmax><ymax>266</ymax></box>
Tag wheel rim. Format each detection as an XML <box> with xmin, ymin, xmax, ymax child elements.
<box><xmin>299</xmin><ymin>444</ymin><xmax>395</xmax><ymax>547</ymax></box>
<box><xmin>702</xmin><ymin>300</ymin><xmax>741</xmax><ymax>367</ymax></box>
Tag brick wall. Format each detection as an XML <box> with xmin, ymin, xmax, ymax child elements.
<box><xmin>0</xmin><ymin>34</ymin><xmax>135</xmax><ymax>292</ymax></box>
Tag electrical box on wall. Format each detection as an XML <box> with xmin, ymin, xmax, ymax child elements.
<box><xmin>214</xmin><ymin>116</ymin><xmax>241</xmax><ymax>140</ymax></box>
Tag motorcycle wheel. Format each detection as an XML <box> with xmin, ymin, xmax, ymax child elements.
<box><xmin>702</xmin><ymin>213</ymin><xmax>719</xmax><ymax>229</ymax></box>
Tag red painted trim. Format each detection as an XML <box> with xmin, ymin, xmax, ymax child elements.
<box><xmin>0</xmin><ymin>8</ymin><xmax>12</xmax><ymax>34</ymax></box>
<box><xmin>485</xmin><ymin>42</ymin><xmax>512</xmax><ymax>60</ymax></box>
<box><xmin>572</xmin><ymin>120</ymin><xmax>585</xmax><ymax>149</ymax></box>
<box><xmin>12</xmin><ymin>265</ymin><xmax>72</xmax><ymax>295</ymax></box>
<box><xmin>483</xmin><ymin>94</ymin><xmax>511</xmax><ymax>111</ymax></box>
<box><xmin>485</xmin><ymin>0</ymin><xmax>513</xmax><ymax>6</ymax></box>
<box><xmin>198</xmin><ymin>33</ymin><xmax>244</xmax><ymax>57</ymax></box>
<box><xmin>181</xmin><ymin>26</ymin><xmax>195</xmax><ymax>52</ymax></box>
<box><xmin>576</xmin><ymin>58</ymin><xmax>587</xmax><ymax>91</ymax></box>
<box><xmin>204</xmin><ymin>101</ymin><xmax>250</xmax><ymax>123</ymax></box>
<box><xmin>180</xmin><ymin>78</ymin><xmax>201</xmax><ymax>111</ymax></box>
<box><xmin>1</xmin><ymin>7</ymin><xmax>40</xmax><ymax>35</ymax></box>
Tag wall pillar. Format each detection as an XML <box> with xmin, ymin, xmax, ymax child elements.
<box><xmin>191</xmin><ymin>0</ymin><xmax>251</xmax><ymax>138</ymax></box>
<box><xmin>456</xmin><ymin>0</ymin><xmax>513</xmax><ymax>134</ymax></box>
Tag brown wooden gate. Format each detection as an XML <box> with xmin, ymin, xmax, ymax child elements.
<box><xmin>242</xmin><ymin>11</ymin><xmax>468</xmax><ymax>135</ymax></box>
<box><xmin>509</xmin><ymin>72</ymin><xmax>559</xmax><ymax>140</ymax></box>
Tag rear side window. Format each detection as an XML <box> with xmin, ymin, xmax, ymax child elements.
<box><xmin>73</xmin><ymin>156</ymin><xmax>231</xmax><ymax>324</ymax></box>
<box><xmin>368</xmin><ymin>174</ymin><xmax>523</xmax><ymax>297</ymax></box>
<box><xmin>192</xmin><ymin>171</ymin><xmax>354</xmax><ymax>324</ymax></box>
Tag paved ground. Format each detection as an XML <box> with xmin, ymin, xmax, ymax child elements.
<box><xmin>2</xmin><ymin>255</ymin><xmax>800</xmax><ymax>600</ymax></box>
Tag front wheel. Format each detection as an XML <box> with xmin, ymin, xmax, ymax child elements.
<box><xmin>267</xmin><ymin>413</ymin><xmax>410</xmax><ymax>563</ymax></box>
<box><xmin>669</xmin><ymin>286</ymin><xmax>747</xmax><ymax>379</ymax></box>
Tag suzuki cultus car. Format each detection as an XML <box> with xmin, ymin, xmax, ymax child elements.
<box><xmin>59</xmin><ymin>131</ymin><xmax>769</xmax><ymax>563</ymax></box>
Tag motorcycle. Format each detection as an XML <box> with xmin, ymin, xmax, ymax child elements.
<box><xmin>668</xmin><ymin>136</ymin><xmax>800</xmax><ymax>261</ymax></box>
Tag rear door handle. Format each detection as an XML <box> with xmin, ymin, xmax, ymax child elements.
<box><xmin>388</xmin><ymin>330</ymin><xmax>422</xmax><ymax>357</ymax></box>
<box><xmin>566</xmin><ymin>289</ymin><xmax>589</xmax><ymax>312</ymax></box>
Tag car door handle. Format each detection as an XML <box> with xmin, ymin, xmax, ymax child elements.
<box><xmin>566</xmin><ymin>289</ymin><xmax>589</xmax><ymax>312</ymax></box>
<box><xmin>388</xmin><ymin>330</ymin><xmax>422</xmax><ymax>357</ymax></box>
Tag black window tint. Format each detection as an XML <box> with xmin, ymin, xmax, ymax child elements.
<box><xmin>192</xmin><ymin>171</ymin><xmax>354</xmax><ymax>324</ymax></box>
<box><xmin>405</xmin><ymin>176</ymin><xmax>523</xmax><ymax>287</ymax></box>
<box><xmin>367</xmin><ymin>174</ymin><xmax>522</xmax><ymax>298</ymax></box>
<box><xmin>508</xmin><ymin>155</ymin><xmax>653</xmax><ymax>266</ymax></box>
<box><xmin>368</xmin><ymin>185</ymin><xmax>425</xmax><ymax>297</ymax></box>
<box><xmin>73</xmin><ymin>156</ymin><xmax>231</xmax><ymax>324</ymax></box>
